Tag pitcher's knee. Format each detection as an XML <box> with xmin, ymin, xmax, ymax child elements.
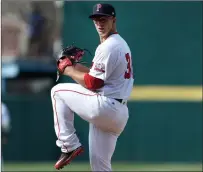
<box><xmin>51</xmin><ymin>84</ymin><xmax>63</xmax><ymax>97</ymax></box>
<box><xmin>90</xmin><ymin>154</ymin><xmax>111</xmax><ymax>171</ymax></box>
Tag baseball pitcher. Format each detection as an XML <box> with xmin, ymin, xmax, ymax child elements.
<box><xmin>51</xmin><ymin>3</ymin><xmax>134</xmax><ymax>171</ymax></box>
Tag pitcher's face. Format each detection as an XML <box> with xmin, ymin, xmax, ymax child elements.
<box><xmin>92</xmin><ymin>16</ymin><xmax>115</xmax><ymax>37</ymax></box>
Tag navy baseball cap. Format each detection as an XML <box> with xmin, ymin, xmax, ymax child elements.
<box><xmin>89</xmin><ymin>3</ymin><xmax>116</xmax><ymax>19</ymax></box>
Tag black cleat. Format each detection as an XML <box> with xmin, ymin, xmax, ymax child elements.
<box><xmin>55</xmin><ymin>146</ymin><xmax>84</xmax><ymax>170</ymax></box>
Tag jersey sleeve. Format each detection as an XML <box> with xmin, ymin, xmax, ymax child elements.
<box><xmin>89</xmin><ymin>48</ymin><xmax>118</xmax><ymax>81</ymax></box>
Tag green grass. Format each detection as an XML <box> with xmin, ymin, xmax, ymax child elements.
<box><xmin>3</xmin><ymin>162</ymin><xmax>202</xmax><ymax>171</ymax></box>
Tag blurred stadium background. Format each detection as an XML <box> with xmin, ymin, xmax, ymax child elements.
<box><xmin>1</xmin><ymin>1</ymin><xmax>202</xmax><ymax>171</ymax></box>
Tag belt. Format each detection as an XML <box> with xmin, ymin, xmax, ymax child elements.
<box><xmin>114</xmin><ymin>98</ymin><xmax>127</xmax><ymax>105</ymax></box>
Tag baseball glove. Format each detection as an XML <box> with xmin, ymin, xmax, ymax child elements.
<box><xmin>55</xmin><ymin>45</ymin><xmax>90</xmax><ymax>82</ymax></box>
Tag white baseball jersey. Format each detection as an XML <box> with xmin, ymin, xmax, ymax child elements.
<box><xmin>89</xmin><ymin>33</ymin><xmax>134</xmax><ymax>99</ymax></box>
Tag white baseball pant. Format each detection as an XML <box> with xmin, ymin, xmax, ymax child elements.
<box><xmin>51</xmin><ymin>83</ymin><xmax>129</xmax><ymax>171</ymax></box>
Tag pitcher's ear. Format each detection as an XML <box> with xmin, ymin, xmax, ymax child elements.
<box><xmin>113</xmin><ymin>17</ymin><xmax>116</xmax><ymax>23</ymax></box>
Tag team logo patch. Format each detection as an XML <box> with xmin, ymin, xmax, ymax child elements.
<box><xmin>94</xmin><ymin>63</ymin><xmax>105</xmax><ymax>73</ymax></box>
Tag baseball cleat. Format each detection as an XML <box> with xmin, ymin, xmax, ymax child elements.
<box><xmin>54</xmin><ymin>146</ymin><xmax>84</xmax><ymax>170</ymax></box>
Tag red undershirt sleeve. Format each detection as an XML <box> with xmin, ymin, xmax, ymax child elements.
<box><xmin>84</xmin><ymin>73</ymin><xmax>104</xmax><ymax>90</ymax></box>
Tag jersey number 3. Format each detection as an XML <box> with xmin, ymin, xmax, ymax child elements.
<box><xmin>124</xmin><ymin>53</ymin><xmax>132</xmax><ymax>79</ymax></box>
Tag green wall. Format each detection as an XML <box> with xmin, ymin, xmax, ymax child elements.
<box><xmin>62</xmin><ymin>1</ymin><xmax>202</xmax><ymax>85</ymax></box>
<box><xmin>2</xmin><ymin>95</ymin><xmax>202</xmax><ymax>162</ymax></box>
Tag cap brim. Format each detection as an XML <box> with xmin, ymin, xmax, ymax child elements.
<box><xmin>89</xmin><ymin>13</ymin><xmax>112</xmax><ymax>19</ymax></box>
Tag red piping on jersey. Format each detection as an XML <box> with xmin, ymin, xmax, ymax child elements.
<box><xmin>53</xmin><ymin>93</ymin><xmax>69</xmax><ymax>150</ymax></box>
<box><xmin>53</xmin><ymin>90</ymin><xmax>98</xmax><ymax>143</ymax></box>
<box><xmin>84</xmin><ymin>73</ymin><xmax>104</xmax><ymax>90</ymax></box>
<box><xmin>53</xmin><ymin>94</ymin><xmax>60</xmax><ymax>139</ymax></box>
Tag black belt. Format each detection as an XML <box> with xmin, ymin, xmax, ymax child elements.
<box><xmin>114</xmin><ymin>99</ymin><xmax>123</xmax><ymax>103</ymax></box>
